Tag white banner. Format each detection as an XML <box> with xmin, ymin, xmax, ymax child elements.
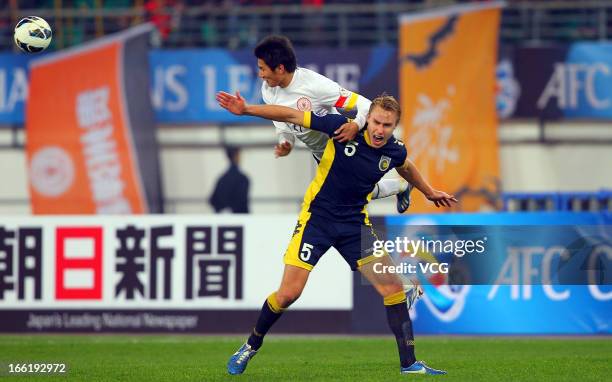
<box><xmin>0</xmin><ymin>215</ymin><xmax>352</xmax><ymax>310</ymax></box>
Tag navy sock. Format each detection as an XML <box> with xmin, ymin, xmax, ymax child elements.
<box><xmin>247</xmin><ymin>292</ymin><xmax>284</xmax><ymax>350</ymax></box>
<box><xmin>385</xmin><ymin>293</ymin><xmax>416</xmax><ymax>368</ymax></box>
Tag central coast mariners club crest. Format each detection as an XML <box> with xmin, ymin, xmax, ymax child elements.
<box><xmin>378</xmin><ymin>155</ymin><xmax>391</xmax><ymax>171</ymax></box>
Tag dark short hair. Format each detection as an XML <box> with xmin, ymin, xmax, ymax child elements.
<box><xmin>369</xmin><ymin>93</ymin><xmax>401</xmax><ymax>124</ymax></box>
<box><xmin>254</xmin><ymin>35</ymin><xmax>297</xmax><ymax>73</ymax></box>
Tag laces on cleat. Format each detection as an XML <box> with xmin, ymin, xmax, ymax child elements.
<box><xmin>236</xmin><ymin>348</ymin><xmax>252</xmax><ymax>364</ymax></box>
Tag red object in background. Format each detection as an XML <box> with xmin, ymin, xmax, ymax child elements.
<box><xmin>145</xmin><ymin>0</ymin><xmax>172</xmax><ymax>39</ymax></box>
<box><xmin>55</xmin><ymin>227</ymin><xmax>103</xmax><ymax>300</ymax></box>
<box><xmin>303</xmin><ymin>0</ymin><xmax>324</xmax><ymax>6</ymax></box>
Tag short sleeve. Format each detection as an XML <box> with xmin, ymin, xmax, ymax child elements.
<box><xmin>305</xmin><ymin>70</ymin><xmax>344</xmax><ymax>107</ymax></box>
<box><xmin>392</xmin><ymin>139</ymin><xmax>408</xmax><ymax>168</ymax></box>
<box><xmin>303</xmin><ymin>112</ymin><xmax>349</xmax><ymax>137</ymax></box>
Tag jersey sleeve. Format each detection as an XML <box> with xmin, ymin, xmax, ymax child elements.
<box><xmin>392</xmin><ymin>139</ymin><xmax>408</xmax><ymax>168</ymax></box>
<box><xmin>352</xmin><ymin>94</ymin><xmax>372</xmax><ymax>128</ymax></box>
<box><xmin>303</xmin><ymin>112</ymin><xmax>349</xmax><ymax>137</ymax></box>
<box><xmin>308</xmin><ymin>71</ymin><xmax>368</xmax><ymax>126</ymax></box>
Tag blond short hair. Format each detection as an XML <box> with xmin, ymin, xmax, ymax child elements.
<box><xmin>368</xmin><ymin>93</ymin><xmax>401</xmax><ymax>124</ymax></box>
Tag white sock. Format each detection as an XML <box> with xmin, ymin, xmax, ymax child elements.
<box><xmin>371</xmin><ymin>179</ymin><xmax>408</xmax><ymax>200</ymax></box>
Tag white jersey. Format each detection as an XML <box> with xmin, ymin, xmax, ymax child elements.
<box><xmin>261</xmin><ymin>67</ymin><xmax>371</xmax><ymax>159</ymax></box>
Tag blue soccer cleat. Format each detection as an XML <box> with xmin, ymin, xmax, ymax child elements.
<box><xmin>227</xmin><ymin>343</ymin><xmax>258</xmax><ymax>375</ymax></box>
<box><xmin>401</xmin><ymin>361</ymin><xmax>447</xmax><ymax>375</ymax></box>
<box><xmin>396</xmin><ymin>183</ymin><xmax>414</xmax><ymax>213</ymax></box>
<box><xmin>406</xmin><ymin>282</ymin><xmax>423</xmax><ymax>311</ymax></box>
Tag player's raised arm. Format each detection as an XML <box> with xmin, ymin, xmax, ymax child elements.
<box><xmin>395</xmin><ymin>157</ymin><xmax>458</xmax><ymax>208</ymax></box>
<box><xmin>216</xmin><ymin>91</ymin><xmax>306</xmax><ymax>127</ymax></box>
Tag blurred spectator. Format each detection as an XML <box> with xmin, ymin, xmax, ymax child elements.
<box><xmin>303</xmin><ymin>0</ymin><xmax>324</xmax><ymax>6</ymax></box>
<box><xmin>145</xmin><ymin>0</ymin><xmax>183</xmax><ymax>45</ymax></box>
<box><xmin>201</xmin><ymin>19</ymin><xmax>218</xmax><ymax>47</ymax></box>
<box><xmin>59</xmin><ymin>0</ymin><xmax>92</xmax><ymax>48</ymax></box>
<box><xmin>209</xmin><ymin>146</ymin><xmax>250</xmax><ymax>213</ymax></box>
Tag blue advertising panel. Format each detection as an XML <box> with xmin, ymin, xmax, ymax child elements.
<box><xmin>509</xmin><ymin>43</ymin><xmax>612</xmax><ymax>120</ymax></box>
<box><xmin>384</xmin><ymin>213</ymin><xmax>611</xmax><ymax>334</ymax></box>
<box><xmin>149</xmin><ymin>49</ymin><xmax>261</xmax><ymax>124</ymax></box>
<box><xmin>4</xmin><ymin>43</ymin><xmax>612</xmax><ymax>124</ymax></box>
<box><xmin>0</xmin><ymin>53</ymin><xmax>31</xmax><ymax>124</ymax></box>
<box><xmin>564</xmin><ymin>42</ymin><xmax>612</xmax><ymax>119</ymax></box>
<box><xmin>1</xmin><ymin>46</ymin><xmax>397</xmax><ymax>125</ymax></box>
<box><xmin>149</xmin><ymin>46</ymin><xmax>397</xmax><ymax>123</ymax></box>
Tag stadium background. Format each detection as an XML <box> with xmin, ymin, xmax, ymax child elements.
<box><xmin>0</xmin><ymin>0</ymin><xmax>610</xmax><ymax>380</ymax></box>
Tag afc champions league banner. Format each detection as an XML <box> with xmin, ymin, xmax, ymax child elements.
<box><xmin>399</xmin><ymin>2</ymin><xmax>503</xmax><ymax>212</ymax></box>
<box><xmin>26</xmin><ymin>24</ymin><xmax>163</xmax><ymax>214</ymax></box>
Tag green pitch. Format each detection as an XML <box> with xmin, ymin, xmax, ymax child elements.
<box><xmin>1</xmin><ymin>335</ymin><xmax>610</xmax><ymax>381</ymax></box>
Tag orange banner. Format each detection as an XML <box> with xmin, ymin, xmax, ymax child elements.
<box><xmin>27</xmin><ymin>41</ymin><xmax>146</xmax><ymax>214</ymax></box>
<box><xmin>399</xmin><ymin>3</ymin><xmax>502</xmax><ymax>212</ymax></box>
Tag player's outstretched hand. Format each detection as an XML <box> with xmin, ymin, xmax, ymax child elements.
<box><xmin>426</xmin><ymin>190</ymin><xmax>458</xmax><ymax>208</ymax></box>
<box><xmin>216</xmin><ymin>91</ymin><xmax>246</xmax><ymax>115</ymax></box>
<box><xmin>274</xmin><ymin>141</ymin><xmax>293</xmax><ymax>158</ymax></box>
<box><xmin>334</xmin><ymin>121</ymin><xmax>359</xmax><ymax>142</ymax></box>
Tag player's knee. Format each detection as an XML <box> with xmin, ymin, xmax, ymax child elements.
<box><xmin>275</xmin><ymin>289</ymin><xmax>302</xmax><ymax>308</ymax></box>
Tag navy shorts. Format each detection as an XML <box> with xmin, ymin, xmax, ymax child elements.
<box><xmin>283</xmin><ymin>211</ymin><xmax>380</xmax><ymax>271</ymax></box>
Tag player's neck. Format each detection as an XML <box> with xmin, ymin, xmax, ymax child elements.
<box><xmin>279</xmin><ymin>72</ymin><xmax>295</xmax><ymax>88</ymax></box>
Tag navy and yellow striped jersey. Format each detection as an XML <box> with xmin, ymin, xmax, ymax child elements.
<box><xmin>301</xmin><ymin>111</ymin><xmax>407</xmax><ymax>223</ymax></box>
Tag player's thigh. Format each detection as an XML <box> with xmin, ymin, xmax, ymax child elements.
<box><xmin>284</xmin><ymin>213</ymin><xmax>334</xmax><ymax>271</ymax></box>
<box><xmin>336</xmin><ymin>224</ymin><xmax>404</xmax><ymax>296</ymax></box>
<box><xmin>334</xmin><ymin>223</ymin><xmax>380</xmax><ymax>271</ymax></box>
<box><xmin>359</xmin><ymin>254</ymin><xmax>405</xmax><ymax>298</ymax></box>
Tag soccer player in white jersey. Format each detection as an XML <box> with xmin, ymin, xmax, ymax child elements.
<box><xmin>254</xmin><ymin>35</ymin><xmax>413</xmax><ymax>213</ymax></box>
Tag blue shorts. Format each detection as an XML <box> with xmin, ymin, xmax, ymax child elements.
<box><xmin>283</xmin><ymin>211</ymin><xmax>381</xmax><ymax>271</ymax></box>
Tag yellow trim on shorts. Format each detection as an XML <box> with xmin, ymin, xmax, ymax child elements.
<box><xmin>303</xmin><ymin>111</ymin><xmax>312</xmax><ymax>128</ymax></box>
<box><xmin>384</xmin><ymin>290</ymin><xmax>407</xmax><ymax>306</ymax></box>
<box><xmin>345</xmin><ymin>93</ymin><xmax>359</xmax><ymax>111</ymax></box>
<box><xmin>266</xmin><ymin>292</ymin><xmax>285</xmax><ymax>313</ymax></box>
<box><xmin>356</xmin><ymin>251</ymin><xmax>388</xmax><ymax>268</ymax></box>
<box><xmin>357</xmin><ymin>253</ymin><xmax>377</xmax><ymax>268</ymax></box>
<box><xmin>283</xmin><ymin>210</ymin><xmax>314</xmax><ymax>271</ymax></box>
<box><xmin>284</xmin><ymin>140</ymin><xmax>336</xmax><ymax>271</ymax></box>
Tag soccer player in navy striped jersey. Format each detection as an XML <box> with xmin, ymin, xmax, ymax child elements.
<box><xmin>217</xmin><ymin>91</ymin><xmax>456</xmax><ymax>376</ymax></box>
<box><xmin>255</xmin><ymin>35</ymin><xmax>413</xmax><ymax>213</ymax></box>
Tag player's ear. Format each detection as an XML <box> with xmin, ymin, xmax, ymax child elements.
<box><xmin>276</xmin><ymin>64</ymin><xmax>285</xmax><ymax>74</ymax></box>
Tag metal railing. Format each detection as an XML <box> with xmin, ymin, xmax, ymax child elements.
<box><xmin>1</xmin><ymin>1</ymin><xmax>612</xmax><ymax>51</ymax></box>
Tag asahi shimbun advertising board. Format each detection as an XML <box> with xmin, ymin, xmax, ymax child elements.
<box><xmin>0</xmin><ymin>216</ymin><xmax>352</xmax><ymax>333</ymax></box>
